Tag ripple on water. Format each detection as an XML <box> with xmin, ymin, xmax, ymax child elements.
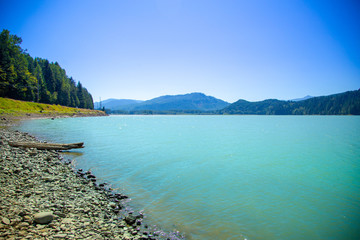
<box><xmin>19</xmin><ymin>115</ymin><xmax>360</xmax><ymax>240</ymax></box>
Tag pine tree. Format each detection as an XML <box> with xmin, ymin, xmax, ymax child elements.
<box><xmin>0</xmin><ymin>29</ymin><xmax>95</xmax><ymax>109</ymax></box>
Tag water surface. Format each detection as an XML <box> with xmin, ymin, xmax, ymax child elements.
<box><xmin>19</xmin><ymin>115</ymin><xmax>360</xmax><ymax>240</ymax></box>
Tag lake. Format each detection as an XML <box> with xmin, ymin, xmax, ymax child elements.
<box><xmin>19</xmin><ymin>115</ymin><xmax>360</xmax><ymax>240</ymax></box>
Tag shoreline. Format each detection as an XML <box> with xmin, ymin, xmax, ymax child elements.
<box><xmin>0</xmin><ymin>115</ymin><xmax>184</xmax><ymax>239</ymax></box>
<box><xmin>0</xmin><ymin>111</ymin><xmax>108</xmax><ymax>127</ymax></box>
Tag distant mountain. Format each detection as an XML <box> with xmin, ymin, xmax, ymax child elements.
<box><xmin>291</xmin><ymin>95</ymin><xmax>313</xmax><ymax>102</ymax></box>
<box><xmin>94</xmin><ymin>99</ymin><xmax>143</xmax><ymax>110</ymax></box>
<box><xmin>96</xmin><ymin>89</ymin><xmax>359</xmax><ymax>115</ymax></box>
<box><xmin>221</xmin><ymin>89</ymin><xmax>360</xmax><ymax>115</ymax></box>
<box><xmin>132</xmin><ymin>93</ymin><xmax>230</xmax><ymax>111</ymax></box>
<box><xmin>98</xmin><ymin>93</ymin><xmax>230</xmax><ymax>112</ymax></box>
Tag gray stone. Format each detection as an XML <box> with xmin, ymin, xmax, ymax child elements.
<box><xmin>2</xmin><ymin>217</ymin><xmax>10</xmax><ymax>225</ymax></box>
<box><xmin>34</xmin><ymin>212</ymin><xmax>54</xmax><ymax>224</ymax></box>
<box><xmin>61</xmin><ymin>218</ymin><xmax>73</xmax><ymax>224</ymax></box>
<box><xmin>53</xmin><ymin>233</ymin><xmax>67</xmax><ymax>238</ymax></box>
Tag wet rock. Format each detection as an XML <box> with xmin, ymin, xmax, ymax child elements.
<box><xmin>34</xmin><ymin>212</ymin><xmax>54</xmax><ymax>224</ymax></box>
<box><xmin>125</xmin><ymin>215</ymin><xmax>138</xmax><ymax>225</ymax></box>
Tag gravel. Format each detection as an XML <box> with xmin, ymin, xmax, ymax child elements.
<box><xmin>0</xmin><ymin>128</ymin><xmax>167</xmax><ymax>240</ymax></box>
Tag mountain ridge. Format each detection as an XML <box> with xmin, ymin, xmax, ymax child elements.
<box><xmin>290</xmin><ymin>95</ymin><xmax>313</xmax><ymax>102</ymax></box>
<box><xmin>95</xmin><ymin>92</ymin><xmax>230</xmax><ymax>112</ymax></box>
<box><xmin>221</xmin><ymin>89</ymin><xmax>360</xmax><ymax>115</ymax></box>
<box><xmin>95</xmin><ymin>89</ymin><xmax>360</xmax><ymax>115</ymax></box>
<box><xmin>94</xmin><ymin>99</ymin><xmax>143</xmax><ymax>110</ymax></box>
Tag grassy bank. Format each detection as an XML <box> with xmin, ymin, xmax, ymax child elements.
<box><xmin>0</xmin><ymin>97</ymin><xmax>106</xmax><ymax>118</ymax></box>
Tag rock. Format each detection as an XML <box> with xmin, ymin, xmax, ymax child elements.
<box><xmin>2</xmin><ymin>217</ymin><xmax>10</xmax><ymax>225</ymax></box>
<box><xmin>17</xmin><ymin>222</ymin><xmax>30</xmax><ymax>228</ymax></box>
<box><xmin>23</xmin><ymin>215</ymin><xmax>32</xmax><ymax>222</ymax></box>
<box><xmin>55</xmin><ymin>212</ymin><xmax>66</xmax><ymax>218</ymax></box>
<box><xmin>34</xmin><ymin>212</ymin><xmax>54</xmax><ymax>224</ymax></box>
<box><xmin>43</xmin><ymin>176</ymin><xmax>55</xmax><ymax>182</ymax></box>
<box><xmin>53</xmin><ymin>233</ymin><xmax>67</xmax><ymax>238</ymax></box>
<box><xmin>0</xmin><ymin>128</ymin><xmax>171</xmax><ymax>239</ymax></box>
<box><xmin>19</xmin><ymin>210</ymin><xmax>27</xmax><ymax>217</ymax></box>
<box><xmin>28</xmin><ymin>150</ymin><xmax>37</xmax><ymax>156</ymax></box>
<box><xmin>61</xmin><ymin>218</ymin><xmax>73</xmax><ymax>224</ymax></box>
<box><xmin>115</xmin><ymin>193</ymin><xmax>128</xmax><ymax>200</ymax></box>
<box><xmin>124</xmin><ymin>215</ymin><xmax>136</xmax><ymax>225</ymax></box>
<box><xmin>87</xmin><ymin>174</ymin><xmax>96</xmax><ymax>179</ymax></box>
<box><xmin>18</xmin><ymin>230</ymin><xmax>27</xmax><ymax>236</ymax></box>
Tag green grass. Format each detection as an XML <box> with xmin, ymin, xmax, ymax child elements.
<box><xmin>0</xmin><ymin>97</ymin><xmax>106</xmax><ymax>117</ymax></box>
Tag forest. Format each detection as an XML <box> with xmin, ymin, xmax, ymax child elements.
<box><xmin>220</xmin><ymin>89</ymin><xmax>360</xmax><ymax>115</ymax></box>
<box><xmin>105</xmin><ymin>90</ymin><xmax>360</xmax><ymax>115</ymax></box>
<box><xmin>0</xmin><ymin>29</ymin><xmax>94</xmax><ymax>109</ymax></box>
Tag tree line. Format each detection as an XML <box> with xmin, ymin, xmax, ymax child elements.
<box><xmin>0</xmin><ymin>29</ymin><xmax>94</xmax><ymax>109</ymax></box>
<box><xmin>220</xmin><ymin>89</ymin><xmax>360</xmax><ymax>115</ymax></box>
<box><xmin>101</xmin><ymin>89</ymin><xmax>360</xmax><ymax>115</ymax></box>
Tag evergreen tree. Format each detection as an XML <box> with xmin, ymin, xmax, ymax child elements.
<box><xmin>77</xmin><ymin>81</ymin><xmax>85</xmax><ymax>108</ymax></box>
<box><xmin>0</xmin><ymin>29</ymin><xmax>95</xmax><ymax>109</ymax></box>
<box><xmin>43</xmin><ymin>60</ymin><xmax>55</xmax><ymax>93</ymax></box>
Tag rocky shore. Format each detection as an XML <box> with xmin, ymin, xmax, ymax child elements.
<box><xmin>0</xmin><ymin>111</ymin><xmax>107</xmax><ymax>128</ymax></box>
<box><xmin>0</xmin><ymin>126</ymin><xmax>181</xmax><ymax>239</ymax></box>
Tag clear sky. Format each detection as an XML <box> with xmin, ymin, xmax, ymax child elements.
<box><xmin>1</xmin><ymin>0</ymin><xmax>359</xmax><ymax>103</ymax></box>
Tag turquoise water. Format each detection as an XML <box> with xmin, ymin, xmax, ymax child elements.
<box><xmin>19</xmin><ymin>115</ymin><xmax>360</xmax><ymax>240</ymax></box>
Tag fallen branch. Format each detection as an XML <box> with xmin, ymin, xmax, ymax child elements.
<box><xmin>8</xmin><ymin>141</ymin><xmax>84</xmax><ymax>150</ymax></box>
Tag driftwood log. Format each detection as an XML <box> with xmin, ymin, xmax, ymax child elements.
<box><xmin>8</xmin><ymin>141</ymin><xmax>84</xmax><ymax>150</ymax></box>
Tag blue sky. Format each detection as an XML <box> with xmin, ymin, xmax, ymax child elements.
<box><xmin>1</xmin><ymin>0</ymin><xmax>359</xmax><ymax>103</ymax></box>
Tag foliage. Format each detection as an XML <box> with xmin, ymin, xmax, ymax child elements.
<box><xmin>0</xmin><ymin>29</ymin><xmax>94</xmax><ymax>109</ymax></box>
<box><xmin>220</xmin><ymin>90</ymin><xmax>360</xmax><ymax>115</ymax></box>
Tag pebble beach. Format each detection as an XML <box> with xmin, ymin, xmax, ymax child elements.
<box><xmin>0</xmin><ymin>117</ymin><xmax>180</xmax><ymax>240</ymax></box>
